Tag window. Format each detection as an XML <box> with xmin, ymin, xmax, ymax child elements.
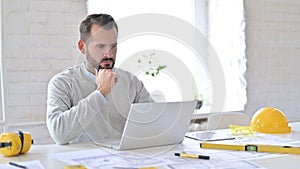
<box><xmin>87</xmin><ymin>0</ymin><xmax>206</xmax><ymax>102</ymax></box>
<box><xmin>87</xmin><ymin>0</ymin><xmax>246</xmax><ymax>112</ymax></box>
<box><xmin>196</xmin><ymin>0</ymin><xmax>246</xmax><ymax>111</ymax></box>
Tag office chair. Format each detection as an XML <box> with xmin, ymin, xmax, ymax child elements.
<box><xmin>206</xmin><ymin>112</ymin><xmax>251</xmax><ymax>130</ymax></box>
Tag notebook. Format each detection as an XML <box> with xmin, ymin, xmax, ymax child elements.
<box><xmin>96</xmin><ymin>100</ymin><xmax>198</xmax><ymax>150</ymax></box>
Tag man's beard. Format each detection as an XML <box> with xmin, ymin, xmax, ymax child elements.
<box><xmin>86</xmin><ymin>52</ymin><xmax>115</xmax><ymax>71</ymax></box>
<box><xmin>99</xmin><ymin>57</ymin><xmax>115</xmax><ymax>69</ymax></box>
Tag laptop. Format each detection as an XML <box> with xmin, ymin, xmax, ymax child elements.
<box><xmin>96</xmin><ymin>100</ymin><xmax>198</xmax><ymax>150</ymax></box>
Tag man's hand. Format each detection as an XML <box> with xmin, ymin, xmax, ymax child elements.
<box><xmin>95</xmin><ymin>69</ymin><xmax>118</xmax><ymax>96</ymax></box>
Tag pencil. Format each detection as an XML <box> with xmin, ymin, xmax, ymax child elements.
<box><xmin>174</xmin><ymin>152</ymin><xmax>210</xmax><ymax>160</ymax></box>
<box><xmin>9</xmin><ymin>162</ymin><xmax>28</xmax><ymax>169</ymax></box>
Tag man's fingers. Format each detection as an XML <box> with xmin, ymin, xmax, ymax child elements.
<box><xmin>95</xmin><ymin>68</ymin><xmax>98</xmax><ymax>76</ymax></box>
<box><xmin>112</xmin><ymin>73</ymin><xmax>118</xmax><ymax>84</ymax></box>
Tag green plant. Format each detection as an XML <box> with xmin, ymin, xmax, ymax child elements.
<box><xmin>144</xmin><ymin>65</ymin><xmax>167</xmax><ymax>77</ymax></box>
<box><xmin>137</xmin><ymin>50</ymin><xmax>167</xmax><ymax>77</ymax></box>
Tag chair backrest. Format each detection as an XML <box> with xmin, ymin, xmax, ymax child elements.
<box><xmin>206</xmin><ymin>112</ymin><xmax>251</xmax><ymax>130</ymax></box>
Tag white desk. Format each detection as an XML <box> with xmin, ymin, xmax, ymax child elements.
<box><xmin>1</xmin><ymin>122</ymin><xmax>300</xmax><ymax>169</ymax></box>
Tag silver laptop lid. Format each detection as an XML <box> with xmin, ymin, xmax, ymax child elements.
<box><xmin>118</xmin><ymin>101</ymin><xmax>197</xmax><ymax>150</ymax></box>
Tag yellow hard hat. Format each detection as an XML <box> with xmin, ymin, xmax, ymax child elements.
<box><xmin>250</xmin><ymin>107</ymin><xmax>291</xmax><ymax>134</ymax></box>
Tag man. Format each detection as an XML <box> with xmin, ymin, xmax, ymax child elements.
<box><xmin>47</xmin><ymin>14</ymin><xmax>153</xmax><ymax>144</ymax></box>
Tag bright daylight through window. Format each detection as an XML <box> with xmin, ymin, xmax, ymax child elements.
<box><xmin>87</xmin><ymin>0</ymin><xmax>246</xmax><ymax>112</ymax></box>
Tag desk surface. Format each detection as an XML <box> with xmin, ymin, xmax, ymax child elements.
<box><xmin>1</xmin><ymin>122</ymin><xmax>300</xmax><ymax>169</ymax></box>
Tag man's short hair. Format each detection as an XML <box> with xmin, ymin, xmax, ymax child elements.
<box><xmin>79</xmin><ymin>14</ymin><xmax>118</xmax><ymax>41</ymax></box>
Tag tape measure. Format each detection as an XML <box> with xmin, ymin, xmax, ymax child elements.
<box><xmin>0</xmin><ymin>130</ymin><xmax>33</xmax><ymax>156</ymax></box>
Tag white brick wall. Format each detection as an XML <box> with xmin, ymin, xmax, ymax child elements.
<box><xmin>1</xmin><ymin>0</ymin><xmax>86</xmax><ymax>144</ymax></box>
<box><xmin>244</xmin><ymin>0</ymin><xmax>300</xmax><ymax>121</ymax></box>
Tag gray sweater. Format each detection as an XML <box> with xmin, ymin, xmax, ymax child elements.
<box><xmin>46</xmin><ymin>64</ymin><xmax>153</xmax><ymax>144</ymax></box>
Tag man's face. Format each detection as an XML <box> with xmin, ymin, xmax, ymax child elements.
<box><xmin>84</xmin><ymin>24</ymin><xmax>118</xmax><ymax>71</ymax></box>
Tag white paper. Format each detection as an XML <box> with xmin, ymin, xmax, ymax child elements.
<box><xmin>0</xmin><ymin>160</ymin><xmax>45</xmax><ymax>169</ymax></box>
<box><xmin>49</xmin><ymin>148</ymin><xmax>171</xmax><ymax>169</ymax></box>
<box><xmin>185</xmin><ymin>131</ymin><xmax>234</xmax><ymax>141</ymax></box>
